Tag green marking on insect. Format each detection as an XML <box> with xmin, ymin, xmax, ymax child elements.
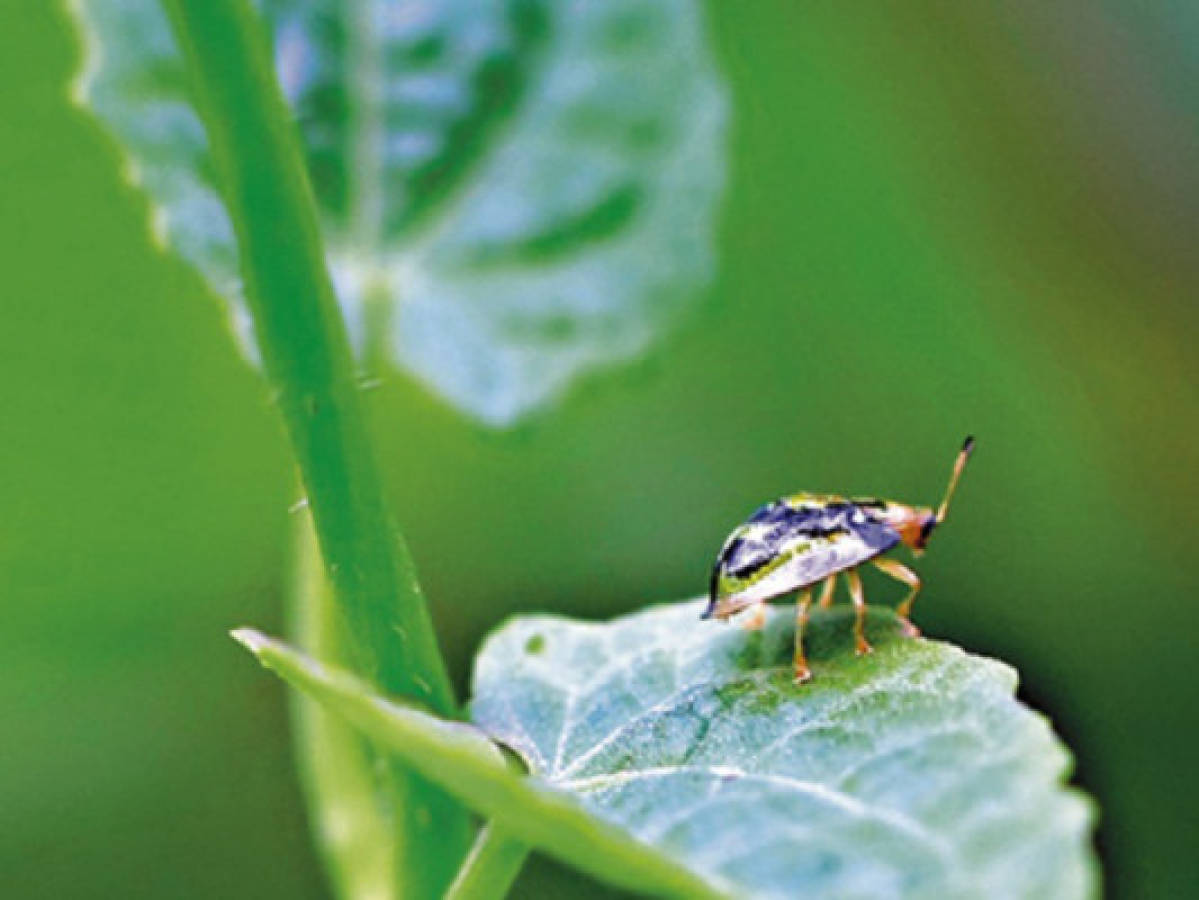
<box><xmin>704</xmin><ymin>437</ymin><xmax>976</xmax><ymax>683</ymax></box>
<box><xmin>717</xmin><ymin>542</ymin><xmax>810</xmax><ymax>594</ymax></box>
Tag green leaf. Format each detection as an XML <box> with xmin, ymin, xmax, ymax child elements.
<box><xmin>470</xmin><ymin>600</ymin><xmax>1099</xmax><ymax>898</ymax></box>
<box><xmin>67</xmin><ymin>0</ymin><xmax>727</xmax><ymax>425</ymax></box>
<box><xmin>232</xmin><ymin>628</ymin><xmax>728</xmax><ymax>899</ymax></box>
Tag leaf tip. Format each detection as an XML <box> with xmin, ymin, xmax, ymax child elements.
<box><xmin>230</xmin><ymin>626</ymin><xmax>270</xmax><ymax>657</ymax></box>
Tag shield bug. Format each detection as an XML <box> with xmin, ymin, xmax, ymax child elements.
<box><xmin>703</xmin><ymin>437</ymin><xmax>975</xmax><ymax>682</ymax></box>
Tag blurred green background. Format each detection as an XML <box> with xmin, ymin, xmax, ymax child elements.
<box><xmin>3</xmin><ymin>3</ymin><xmax>1197</xmax><ymax>898</ymax></box>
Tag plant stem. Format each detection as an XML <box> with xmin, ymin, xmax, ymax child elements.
<box><xmin>159</xmin><ymin>0</ymin><xmax>468</xmax><ymax>894</ymax></box>
<box><xmin>445</xmin><ymin>824</ymin><xmax>530</xmax><ymax>900</ymax></box>
<box><xmin>291</xmin><ymin>512</ymin><xmax>393</xmax><ymax>899</ymax></box>
<box><xmin>158</xmin><ymin>0</ymin><xmax>451</xmax><ymax>713</ymax></box>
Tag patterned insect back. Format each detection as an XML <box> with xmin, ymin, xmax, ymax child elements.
<box><xmin>704</xmin><ymin>437</ymin><xmax>974</xmax><ymax>682</ymax></box>
<box><xmin>706</xmin><ymin>496</ymin><xmax>901</xmax><ymax>617</ymax></box>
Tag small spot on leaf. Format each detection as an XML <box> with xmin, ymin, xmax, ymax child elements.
<box><xmin>524</xmin><ymin>633</ymin><xmax>546</xmax><ymax>655</ymax></box>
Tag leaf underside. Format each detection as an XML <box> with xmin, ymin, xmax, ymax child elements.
<box><xmin>470</xmin><ymin>600</ymin><xmax>1099</xmax><ymax>899</ymax></box>
<box><xmin>67</xmin><ymin>0</ymin><xmax>727</xmax><ymax>425</ymax></box>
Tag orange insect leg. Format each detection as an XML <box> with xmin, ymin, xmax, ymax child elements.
<box><xmin>818</xmin><ymin>572</ymin><xmax>837</xmax><ymax>609</ymax></box>
<box><xmin>845</xmin><ymin>568</ymin><xmax>872</xmax><ymax>655</ymax></box>
<box><xmin>740</xmin><ymin>603</ymin><xmax>768</xmax><ymax>631</ymax></box>
<box><xmin>793</xmin><ymin>586</ymin><xmax>814</xmax><ymax>683</ymax></box>
<box><xmin>872</xmin><ymin>557</ymin><xmax>922</xmax><ymax>637</ymax></box>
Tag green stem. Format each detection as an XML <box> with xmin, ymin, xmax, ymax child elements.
<box><xmin>158</xmin><ymin>0</ymin><xmax>450</xmax><ymax>713</ymax></box>
<box><xmin>159</xmin><ymin>0</ymin><xmax>468</xmax><ymax>894</ymax></box>
<box><xmin>445</xmin><ymin>824</ymin><xmax>530</xmax><ymax>900</ymax></box>
<box><xmin>290</xmin><ymin>512</ymin><xmax>393</xmax><ymax>900</ymax></box>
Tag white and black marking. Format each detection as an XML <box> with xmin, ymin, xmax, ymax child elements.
<box><xmin>704</xmin><ymin>499</ymin><xmax>901</xmax><ymax>617</ymax></box>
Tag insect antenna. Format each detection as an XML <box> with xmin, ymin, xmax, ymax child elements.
<box><xmin>935</xmin><ymin>436</ymin><xmax>975</xmax><ymax>524</ymax></box>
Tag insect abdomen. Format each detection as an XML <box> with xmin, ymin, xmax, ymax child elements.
<box><xmin>705</xmin><ymin>499</ymin><xmax>902</xmax><ymax>617</ymax></box>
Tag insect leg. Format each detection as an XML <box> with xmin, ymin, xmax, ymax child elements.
<box><xmin>845</xmin><ymin>567</ymin><xmax>872</xmax><ymax>655</ymax></box>
<box><xmin>818</xmin><ymin>572</ymin><xmax>837</xmax><ymax>609</ymax></box>
<box><xmin>872</xmin><ymin>557</ymin><xmax>922</xmax><ymax>637</ymax></box>
<box><xmin>793</xmin><ymin>586</ymin><xmax>814</xmax><ymax>683</ymax></box>
<box><xmin>741</xmin><ymin>603</ymin><xmax>768</xmax><ymax>631</ymax></box>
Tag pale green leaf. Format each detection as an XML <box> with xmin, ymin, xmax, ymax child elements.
<box><xmin>470</xmin><ymin>600</ymin><xmax>1099</xmax><ymax>899</ymax></box>
<box><xmin>232</xmin><ymin>628</ymin><xmax>728</xmax><ymax>899</ymax></box>
<box><xmin>67</xmin><ymin>0</ymin><xmax>727</xmax><ymax>424</ymax></box>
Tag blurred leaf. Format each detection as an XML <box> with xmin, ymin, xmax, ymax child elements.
<box><xmin>67</xmin><ymin>0</ymin><xmax>727</xmax><ymax>425</ymax></box>
<box><xmin>471</xmin><ymin>600</ymin><xmax>1099</xmax><ymax>899</ymax></box>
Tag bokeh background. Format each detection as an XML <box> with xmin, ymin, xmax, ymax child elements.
<box><xmin>4</xmin><ymin>3</ymin><xmax>1197</xmax><ymax>898</ymax></box>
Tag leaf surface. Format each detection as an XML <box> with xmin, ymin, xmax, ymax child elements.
<box><xmin>68</xmin><ymin>0</ymin><xmax>727</xmax><ymax>424</ymax></box>
<box><xmin>470</xmin><ymin>600</ymin><xmax>1098</xmax><ymax>899</ymax></box>
<box><xmin>233</xmin><ymin>627</ymin><xmax>727</xmax><ymax>899</ymax></box>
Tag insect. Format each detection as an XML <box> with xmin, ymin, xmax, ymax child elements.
<box><xmin>703</xmin><ymin>437</ymin><xmax>975</xmax><ymax>682</ymax></box>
